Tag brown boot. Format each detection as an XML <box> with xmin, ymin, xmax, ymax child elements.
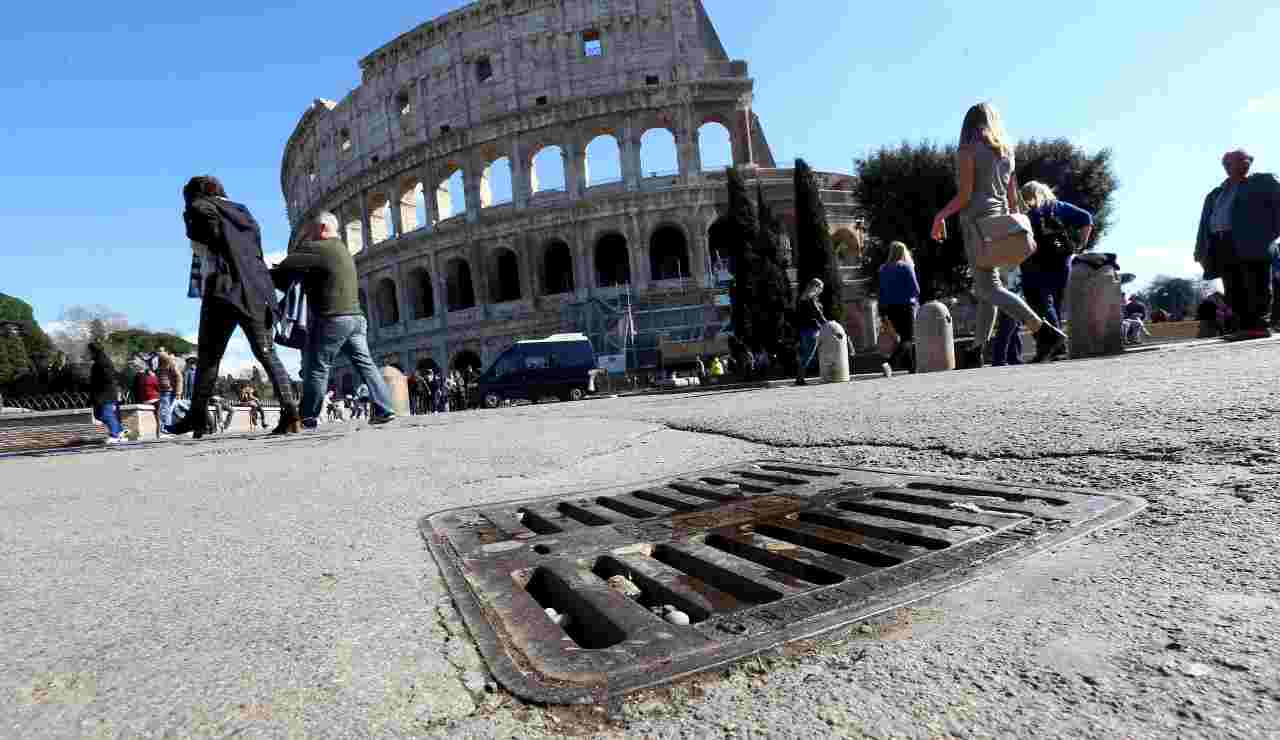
<box><xmin>270</xmin><ymin>403</ymin><xmax>302</xmax><ymax>435</ymax></box>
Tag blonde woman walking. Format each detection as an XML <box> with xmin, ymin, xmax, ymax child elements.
<box><xmin>878</xmin><ymin>241</ymin><xmax>921</xmax><ymax>373</ymax></box>
<box><xmin>794</xmin><ymin>278</ymin><xmax>826</xmax><ymax>385</ymax></box>
<box><xmin>930</xmin><ymin>103</ymin><xmax>1066</xmax><ymax>366</ymax></box>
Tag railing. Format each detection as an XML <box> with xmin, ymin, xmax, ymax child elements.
<box><xmin>4</xmin><ymin>390</ymin><xmax>136</xmax><ymax>411</ymax></box>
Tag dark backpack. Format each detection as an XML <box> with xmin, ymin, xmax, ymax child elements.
<box><xmin>1032</xmin><ymin>209</ymin><xmax>1077</xmax><ymax>258</ymax></box>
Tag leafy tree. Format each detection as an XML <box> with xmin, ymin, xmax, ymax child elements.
<box><xmin>852</xmin><ymin>142</ymin><xmax>969</xmax><ymax>300</ymax></box>
<box><xmin>793</xmin><ymin>159</ymin><xmax>845</xmax><ymax>322</ymax></box>
<box><xmin>0</xmin><ymin>331</ymin><xmax>33</xmax><ymax>389</ymax></box>
<box><xmin>89</xmin><ymin>319</ymin><xmax>109</xmax><ymax>346</ymax></box>
<box><xmin>750</xmin><ymin>185</ymin><xmax>795</xmax><ymax>355</ymax></box>
<box><xmin>715</xmin><ymin>167</ymin><xmax>761</xmax><ymax>346</ymax></box>
<box><xmin>854</xmin><ymin>139</ymin><xmax>1120</xmax><ymax>300</ymax></box>
<box><xmin>0</xmin><ymin>293</ymin><xmax>56</xmax><ymax>372</ymax></box>
<box><xmin>1015</xmin><ymin>139</ymin><xmax>1118</xmax><ymax>250</ymax></box>
<box><xmin>1135</xmin><ymin>275</ymin><xmax>1199</xmax><ymax>315</ymax></box>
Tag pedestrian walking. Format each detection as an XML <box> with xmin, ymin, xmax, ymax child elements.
<box><xmin>931</xmin><ymin>102</ymin><xmax>1067</xmax><ymax>367</ymax></box>
<box><xmin>181</xmin><ymin>357</ymin><xmax>197</xmax><ymax>400</ymax></box>
<box><xmin>878</xmin><ymin>241</ymin><xmax>920</xmax><ymax>374</ymax></box>
<box><xmin>793</xmin><ymin>278</ymin><xmax>826</xmax><ymax>385</ymax></box>
<box><xmin>271</xmin><ymin>211</ymin><xmax>397</xmax><ymax>428</ymax></box>
<box><xmin>174</xmin><ymin>176</ymin><xmax>300</xmax><ymax>438</ymax></box>
<box><xmin>989</xmin><ymin>307</ymin><xmax>1024</xmax><ymax>366</ymax></box>
<box><xmin>1019</xmin><ymin>180</ymin><xmax>1094</xmax><ymax>349</ymax></box>
<box><xmin>88</xmin><ymin>343</ymin><xmax>125</xmax><ymax>443</ymax></box>
<box><xmin>155</xmin><ymin>350</ymin><xmax>183</xmax><ymax>431</ymax></box>
<box><xmin>1194</xmin><ymin>149</ymin><xmax>1280</xmax><ymax>340</ymax></box>
<box><xmin>136</xmin><ymin>366</ymin><xmax>160</xmax><ymax>406</ymax></box>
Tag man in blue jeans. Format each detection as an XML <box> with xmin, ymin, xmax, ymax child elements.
<box><xmin>271</xmin><ymin>212</ymin><xmax>397</xmax><ymax>429</ymax></box>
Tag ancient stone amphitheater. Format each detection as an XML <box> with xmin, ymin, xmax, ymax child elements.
<box><xmin>280</xmin><ymin>0</ymin><xmax>862</xmax><ymax>384</ymax></box>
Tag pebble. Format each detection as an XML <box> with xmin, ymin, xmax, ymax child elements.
<box><xmin>544</xmin><ymin>607</ymin><xmax>572</xmax><ymax>628</ymax></box>
<box><xmin>607</xmin><ymin>575</ymin><xmax>643</xmax><ymax>599</ymax></box>
<box><xmin>664</xmin><ymin>610</ymin><xmax>691</xmax><ymax>626</ymax></box>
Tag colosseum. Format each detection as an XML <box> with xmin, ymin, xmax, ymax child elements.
<box><xmin>280</xmin><ymin>0</ymin><xmax>863</xmax><ymax>385</ymax></box>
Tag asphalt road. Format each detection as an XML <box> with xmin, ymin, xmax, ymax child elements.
<box><xmin>2</xmin><ymin>339</ymin><xmax>1278</xmax><ymax>739</ymax></box>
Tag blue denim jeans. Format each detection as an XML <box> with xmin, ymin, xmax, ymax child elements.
<box><xmin>157</xmin><ymin>392</ymin><xmax>176</xmax><ymax>428</ymax></box>
<box><xmin>796</xmin><ymin>329</ymin><xmax>820</xmax><ymax>378</ymax></box>
<box><xmin>1021</xmin><ymin>266</ymin><xmax>1069</xmax><ymax>330</ymax></box>
<box><xmin>990</xmin><ymin>313</ymin><xmax>1024</xmax><ymax>366</ymax></box>
<box><xmin>95</xmin><ymin>401</ymin><xmax>123</xmax><ymax>438</ymax></box>
<box><xmin>301</xmin><ymin>315</ymin><xmax>394</xmax><ymax>422</ymax></box>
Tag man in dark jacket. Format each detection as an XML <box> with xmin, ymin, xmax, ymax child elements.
<box><xmin>173</xmin><ymin>176</ymin><xmax>300</xmax><ymax>437</ymax></box>
<box><xmin>88</xmin><ymin>343</ymin><xmax>124</xmax><ymax>442</ymax></box>
<box><xmin>1195</xmin><ymin>150</ymin><xmax>1280</xmax><ymax>340</ymax></box>
<box><xmin>271</xmin><ymin>211</ymin><xmax>397</xmax><ymax>428</ymax></box>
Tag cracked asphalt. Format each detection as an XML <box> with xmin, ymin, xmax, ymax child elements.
<box><xmin>3</xmin><ymin>339</ymin><xmax>1278</xmax><ymax>739</ymax></box>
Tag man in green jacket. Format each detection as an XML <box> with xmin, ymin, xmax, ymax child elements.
<box><xmin>1194</xmin><ymin>149</ymin><xmax>1280</xmax><ymax>340</ymax></box>
<box><xmin>271</xmin><ymin>212</ymin><xmax>397</xmax><ymax>428</ymax></box>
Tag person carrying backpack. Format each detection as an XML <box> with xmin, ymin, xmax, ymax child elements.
<box><xmin>1019</xmin><ymin>180</ymin><xmax>1095</xmax><ymax>336</ymax></box>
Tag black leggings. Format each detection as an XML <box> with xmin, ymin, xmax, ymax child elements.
<box><xmin>882</xmin><ymin>304</ymin><xmax>916</xmax><ymax>369</ymax></box>
<box><xmin>191</xmin><ymin>298</ymin><xmax>296</xmax><ymax>415</ymax></box>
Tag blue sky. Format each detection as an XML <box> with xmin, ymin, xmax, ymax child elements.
<box><xmin>2</xmin><ymin>0</ymin><xmax>1276</xmax><ymax>373</ymax></box>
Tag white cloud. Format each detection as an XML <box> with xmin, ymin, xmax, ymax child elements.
<box><xmin>1243</xmin><ymin>91</ymin><xmax>1280</xmax><ymax>115</ymax></box>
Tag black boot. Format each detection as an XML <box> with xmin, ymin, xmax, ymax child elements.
<box><xmin>1032</xmin><ymin>322</ymin><xmax>1068</xmax><ymax>363</ymax></box>
<box><xmin>960</xmin><ymin>343</ymin><xmax>984</xmax><ymax>369</ymax></box>
<box><xmin>169</xmin><ymin>402</ymin><xmax>209</xmax><ymax>439</ymax></box>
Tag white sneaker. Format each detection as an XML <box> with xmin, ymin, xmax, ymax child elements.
<box><xmin>881</xmin><ymin>363</ymin><xmax>894</xmax><ymax>379</ymax></box>
<box><xmin>105</xmin><ymin>436</ymin><xmax>124</xmax><ymax>445</ymax></box>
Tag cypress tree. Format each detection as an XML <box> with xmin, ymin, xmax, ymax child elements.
<box><xmin>750</xmin><ymin>185</ymin><xmax>794</xmax><ymax>355</ymax></box>
<box><xmin>793</xmin><ymin>159</ymin><xmax>845</xmax><ymax>322</ymax></box>
<box><xmin>714</xmin><ymin>167</ymin><xmax>761</xmax><ymax>347</ymax></box>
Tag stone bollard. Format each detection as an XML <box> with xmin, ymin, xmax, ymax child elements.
<box><xmin>819</xmin><ymin>321</ymin><xmax>851</xmax><ymax>382</ymax></box>
<box><xmin>1067</xmin><ymin>253</ymin><xmax>1124</xmax><ymax>358</ymax></box>
<box><xmin>380</xmin><ymin>366</ymin><xmax>411</xmax><ymax>416</ymax></box>
<box><xmin>859</xmin><ymin>300</ymin><xmax>880</xmax><ymax>353</ymax></box>
<box><xmin>914</xmin><ymin>301</ymin><xmax>955</xmax><ymax>373</ymax></box>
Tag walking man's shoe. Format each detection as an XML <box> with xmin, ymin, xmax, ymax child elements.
<box><xmin>881</xmin><ymin>362</ymin><xmax>893</xmax><ymax>379</ymax></box>
<box><xmin>368</xmin><ymin>412</ymin><xmax>397</xmax><ymax>426</ymax></box>
<box><xmin>1032</xmin><ymin>323</ymin><xmax>1068</xmax><ymax>363</ymax></box>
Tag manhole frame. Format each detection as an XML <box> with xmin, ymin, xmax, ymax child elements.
<box><xmin>421</xmin><ymin>460</ymin><xmax>1146</xmax><ymax>705</ymax></box>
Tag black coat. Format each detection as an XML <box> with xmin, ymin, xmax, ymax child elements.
<box><xmin>184</xmin><ymin>197</ymin><xmax>278</xmax><ymax>321</ymax></box>
<box><xmin>89</xmin><ymin>351</ymin><xmax>119</xmax><ymax>405</ymax></box>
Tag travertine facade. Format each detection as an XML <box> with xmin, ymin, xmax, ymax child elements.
<box><xmin>281</xmin><ymin>0</ymin><xmax>860</xmax><ymax>379</ymax></box>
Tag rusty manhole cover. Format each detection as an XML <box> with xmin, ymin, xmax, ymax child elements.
<box><xmin>421</xmin><ymin>461</ymin><xmax>1144</xmax><ymax>704</ymax></box>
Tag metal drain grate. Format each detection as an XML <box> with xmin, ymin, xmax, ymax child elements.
<box><xmin>421</xmin><ymin>461</ymin><xmax>1145</xmax><ymax>704</ymax></box>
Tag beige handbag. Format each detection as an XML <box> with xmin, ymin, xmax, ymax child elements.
<box><xmin>973</xmin><ymin>212</ymin><xmax>1037</xmax><ymax>269</ymax></box>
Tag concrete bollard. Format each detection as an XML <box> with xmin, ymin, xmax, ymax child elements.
<box><xmin>914</xmin><ymin>301</ymin><xmax>955</xmax><ymax>373</ymax></box>
<box><xmin>380</xmin><ymin>366</ymin><xmax>411</xmax><ymax>416</ymax></box>
<box><xmin>1067</xmin><ymin>253</ymin><xmax>1124</xmax><ymax>358</ymax></box>
<box><xmin>819</xmin><ymin>321</ymin><xmax>851</xmax><ymax>382</ymax></box>
<box><xmin>859</xmin><ymin>300</ymin><xmax>880</xmax><ymax>353</ymax></box>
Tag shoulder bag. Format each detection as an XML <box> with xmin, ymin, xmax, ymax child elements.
<box><xmin>972</xmin><ymin>189</ymin><xmax>1037</xmax><ymax>269</ymax></box>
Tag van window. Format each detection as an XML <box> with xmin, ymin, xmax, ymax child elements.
<box><xmin>491</xmin><ymin>350</ymin><xmax>521</xmax><ymax>378</ymax></box>
<box><xmin>524</xmin><ymin>354</ymin><xmax>548</xmax><ymax>370</ymax></box>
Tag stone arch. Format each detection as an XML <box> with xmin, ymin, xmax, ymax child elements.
<box><xmin>697</xmin><ymin>121</ymin><xmax>733</xmax><ymax>172</ymax></box>
<box><xmin>649</xmin><ymin>224</ymin><xmax>691</xmax><ymax>281</ymax></box>
<box><xmin>368</xmin><ymin>191</ymin><xmax>391</xmax><ymax>243</ymax></box>
<box><xmin>452</xmin><ymin>350</ymin><xmax>482</xmax><ymax>374</ymax></box>
<box><xmin>445</xmin><ymin>257</ymin><xmax>476</xmax><ymax>311</ymax></box>
<box><xmin>584</xmin><ymin>133</ymin><xmax>622</xmax><ymax>186</ymax></box>
<box><xmin>436</xmin><ymin>164</ymin><xmax>467</xmax><ymax>220</ymax></box>
<box><xmin>595</xmin><ymin>232</ymin><xmax>631</xmax><ymax>288</ymax></box>
<box><xmin>343</xmin><ymin>206</ymin><xmax>365</xmax><ymax>254</ymax></box>
<box><xmin>529</xmin><ymin>144</ymin><xmax>566</xmax><ymax>194</ymax></box>
<box><xmin>398</xmin><ymin>175</ymin><xmax>423</xmax><ymax>233</ymax></box>
<box><xmin>640</xmin><ymin>127</ymin><xmax>679</xmax><ymax>178</ymax></box>
<box><xmin>374</xmin><ymin>277</ymin><xmax>400</xmax><ymax>326</ymax></box>
<box><xmin>488</xmin><ymin>247</ymin><xmax>522</xmax><ymax>303</ymax></box>
<box><xmin>406</xmin><ymin>266</ymin><xmax>435</xmax><ymax>319</ymax></box>
<box><xmin>542</xmin><ymin>240</ymin><xmax>575</xmax><ymax>295</ymax></box>
<box><xmin>481</xmin><ymin>156</ymin><xmax>514</xmax><ymax>207</ymax></box>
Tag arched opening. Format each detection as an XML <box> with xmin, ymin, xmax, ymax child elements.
<box><xmin>445</xmin><ymin>257</ymin><xmax>476</xmax><ymax>311</ymax></box>
<box><xmin>697</xmin><ymin>121</ymin><xmax>733</xmax><ymax>172</ymax></box>
<box><xmin>640</xmin><ymin>128</ymin><xmax>679</xmax><ymax>178</ymax></box>
<box><xmin>375</xmin><ymin>278</ymin><xmax>400</xmax><ymax>327</ymax></box>
<box><xmin>481</xmin><ymin>157</ymin><xmax>514</xmax><ymax>207</ymax></box>
<box><xmin>490</xmin><ymin>248</ymin><xmax>522</xmax><ymax>303</ymax></box>
<box><xmin>408</xmin><ymin>267</ymin><xmax>435</xmax><ymax>319</ymax></box>
<box><xmin>585</xmin><ymin>134</ymin><xmax>622</xmax><ymax>186</ymax></box>
<box><xmin>414</xmin><ymin>182</ymin><xmax>429</xmax><ymax>229</ymax></box>
<box><xmin>543</xmin><ymin>241</ymin><xmax>575</xmax><ymax>295</ymax></box>
<box><xmin>399</xmin><ymin>179</ymin><xmax>422</xmax><ymax>232</ymax></box>
<box><xmin>649</xmin><ymin>225</ymin><xmax>691</xmax><ymax>281</ymax></box>
<box><xmin>452</xmin><ymin>350</ymin><xmax>482</xmax><ymax>375</ymax></box>
<box><xmin>530</xmin><ymin>145</ymin><xmax>566</xmax><ymax>194</ymax></box>
<box><xmin>595</xmin><ymin>233</ymin><xmax>631</xmax><ymax>288</ymax></box>
<box><xmin>343</xmin><ymin>213</ymin><xmax>364</xmax><ymax>254</ymax></box>
<box><xmin>437</xmin><ymin>167</ymin><xmax>467</xmax><ymax>220</ymax></box>
<box><xmin>368</xmin><ymin>191</ymin><xmax>391</xmax><ymax>243</ymax></box>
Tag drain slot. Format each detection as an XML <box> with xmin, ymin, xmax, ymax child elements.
<box><xmin>701</xmin><ymin>477</ymin><xmax>772</xmax><ymax>493</ymax></box>
<box><xmin>837</xmin><ymin>500</ymin><xmax>1011</xmax><ymax>529</ymax></box>
<box><xmin>757</xmin><ymin>464</ymin><xmax>839</xmax><ymax>477</ymax></box>
<box><xmin>595</xmin><ymin>495</ymin><xmax>662</xmax><ymax>519</ymax></box>
<box><xmin>593</xmin><ymin>556</ymin><xmax>712</xmax><ymax>624</ymax></box>
<box><xmin>518</xmin><ymin>509</ymin><xmax>564</xmax><ymax>535</ymax></box>
<box><xmin>651</xmin><ymin>544</ymin><xmax>783</xmax><ymax>606</ymax></box>
<box><xmin>705</xmin><ymin>533</ymin><xmax>844</xmax><ymax>585</ymax></box>
<box><xmin>631</xmin><ymin>489</ymin><xmax>708</xmax><ymax>511</ymax></box>
<box><xmin>524</xmin><ymin>567</ymin><xmax>627</xmax><ymax>649</ymax></box>
<box><xmin>667</xmin><ymin>482</ymin><xmax>741</xmax><ymax>502</ymax></box>
<box><xmin>874</xmin><ymin>489</ymin><xmax>1046</xmax><ymax>517</ymax></box>
<box><xmin>557</xmin><ymin>502</ymin><xmax>616</xmax><ymax>526</ymax></box>
<box><xmin>755</xmin><ymin>523</ymin><xmax>902</xmax><ymax>567</ymax></box>
<box><xmin>906</xmin><ymin>482</ymin><xmax>1070</xmax><ymax>506</ymax></box>
<box><xmin>798</xmin><ymin>511</ymin><xmax>951</xmax><ymax>550</ymax></box>
<box><xmin>734</xmin><ymin>471</ymin><xmax>807</xmax><ymax>486</ymax></box>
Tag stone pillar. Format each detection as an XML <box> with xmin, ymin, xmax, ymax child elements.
<box><xmin>630</xmin><ymin>224</ymin><xmax>649</xmax><ymax>291</ymax></box>
<box><xmin>689</xmin><ymin>231</ymin><xmax>709</xmax><ymax>288</ymax></box>
<box><xmin>463</xmin><ymin>163</ymin><xmax>481</xmax><ymax>223</ymax></box>
<box><xmin>520</xmin><ymin>239</ymin><xmax>537</xmax><ymax>300</ymax></box>
<box><xmin>732</xmin><ymin>106</ymin><xmax>753</xmax><ymax>166</ymax></box>
<box><xmin>421</xmin><ymin>165</ymin><xmax>440</xmax><ymax>228</ymax></box>
<box><xmin>396</xmin><ymin>263</ymin><xmax>412</xmax><ymax>324</ymax></box>
<box><xmin>511</xmin><ymin>140</ymin><xmax>530</xmax><ymax>209</ymax></box>
<box><xmin>471</xmin><ymin>242</ymin><xmax>489</xmax><ymax>308</ymax></box>
<box><xmin>578</xmin><ymin>242</ymin><xmax>594</xmax><ymax>297</ymax></box>
<box><xmin>678</xmin><ymin>126</ymin><xmax>702</xmax><ymax>181</ymax></box>
<box><xmin>360</xmin><ymin>195</ymin><xmax>372</xmax><ymax>251</ymax></box>
<box><xmin>565</xmin><ymin>137</ymin><xmax>587</xmax><ymax>200</ymax></box>
<box><xmin>621</xmin><ymin>118</ymin><xmax>642</xmax><ymax>192</ymax></box>
<box><xmin>430</xmin><ymin>252</ymin><xmax>448</xmax><ymax>323</ymax></box>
